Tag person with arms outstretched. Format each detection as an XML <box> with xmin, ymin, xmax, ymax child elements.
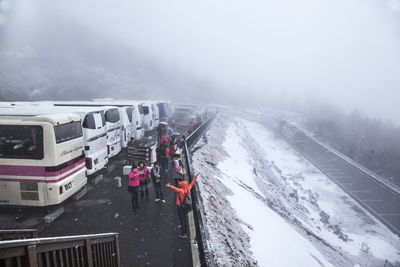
<box><xmin>165</xmin><ymin>174</ymin><xmax>199</xmax><ymax>238</ymax></box>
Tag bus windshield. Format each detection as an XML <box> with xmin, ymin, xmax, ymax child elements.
<box><xmin>126</xmin><ymin>107</ymin><xmax>133</xmax><ymax>123</ymax></box>
<box><xmin>143</xmin><ymin>106</ymin><xmax>149</xmax><ymax>115</ymax></box>
<box><xmin>138</xmin><ymin>105</ymin><xmax>144</xmax><ymax>115</ymax></box>
<box><xmin>54</xmin><ymin>121</ymin><xmax>83</xmax><ymax>144</ymax></box>
<box><xmin>0</xmin><ymin>125</ymin><xmax>44</xmax><ymax>159</ymax></box>
<box><xmin>82</xmin><ymin>113</ymin><xmax>96</xmax><ymax>129</ymax></box>
<box><xmin>105</xmin><ymin>109</ymin><xmax>120</xmax><ymax>123</ymax></box>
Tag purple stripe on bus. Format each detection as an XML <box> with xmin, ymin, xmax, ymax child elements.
<box><xmin>0</xmin><ymin>165</ymin><xmax>45</xmax><ymax>176</ymax></box>
<box><xmin>0</xmin><ymin>164</ymin><xmax>85</xmax><ymax>184</ymax></box>
<box><xmin>0</xmin><ymin>178</ymin><xmax>46</xmax><ymax>183</ymax></box>
<box><xmin>0</xmin><ymin>159</ymin><xmax>85</xmax><ymax>177</ymax></box>
<box><xmin>45</xmin><ymin>159</ymin><xmax>85</xmax><ymax>177</ymax></box>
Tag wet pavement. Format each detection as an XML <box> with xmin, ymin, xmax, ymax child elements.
<box><xmin>40</xmin><ymin>155</ymin><xmax>193</xmax><ymax>267</ymax></box>
<box><xmin>0</xmin><ymin>119</ymin><xmax>196</xmax><ymax>266</ymax></box>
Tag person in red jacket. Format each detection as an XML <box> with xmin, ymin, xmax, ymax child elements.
<box><xmin>166</xmin><ymin>174</ymin><xmax>199</xmax><ymax>238</ymax></box>
<box><xmin>164</xmin><ymin>145</ymin><xmax>170</xmax><ymax>173</ymax></box>
<box><xmin>160</xmin><ymin>134</ymin><xmax>169</xmax><ymax>146</ymax></box>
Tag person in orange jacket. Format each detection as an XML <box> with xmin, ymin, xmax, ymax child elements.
<box><xmin>165</xmin><ymin>174</ymin><xmax>199</xmax><ymax>238</ymax></box>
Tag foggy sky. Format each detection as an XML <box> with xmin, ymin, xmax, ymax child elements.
<box><xmin>1</xmin><ymin>0</ymin><xmax>400</xmax><ymax>122</ymax></box>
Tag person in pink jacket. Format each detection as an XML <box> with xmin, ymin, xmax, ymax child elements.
<box><xmin>128</xmin><ymin>166</ymin><xmax>140</xmax><ymax>212</ymax></box>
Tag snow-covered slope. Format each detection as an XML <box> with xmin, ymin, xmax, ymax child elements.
<box><xmin>192</xmin><ymin>111</ymin><xmax>400</xmax><ymax>267</ymax></box>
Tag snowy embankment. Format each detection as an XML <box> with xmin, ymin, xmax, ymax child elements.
<box><xmin>192</xmin><ymin>111</ymin><xmax>400</xmax><ymax>267</ymax></box>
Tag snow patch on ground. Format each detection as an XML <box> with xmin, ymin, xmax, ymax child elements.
<box><xmin>219</xmin><ymin>127</ymin><xmax>332</xmax><ymax>266</ymax></box>
<box><xmin>192</xmin><ymin>111</ymin><xmax>400</xmax><ymax>267</ymax></box>
<box><xmin>218</xmin><ymin>128</ymin><xmax>264</xmax><ymax>197</ymax></box>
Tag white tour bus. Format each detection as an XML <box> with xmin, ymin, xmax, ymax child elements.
<box><xmin>90</xmin><ymin>102</ymin><xmax>135</xmax><ymax>148</ymax></box>
<box><xmin>0</xmin><ymin>105</ymin><xmax>109</xmax><ymax>175</ymax></box>
<box><xmin>132</xmin><ymin>103</ymin><xmax>145</xmax><ymax>140</ymax></box>
<box><xmin>118</xmin><ymin>106</ymin><xmax>135</xmax><ymax>148</ymax></box>
<box><xmin>53</xmin><ymin>101</ymin><xmax>137</xmax><ymax>148</ymax></box>
<box><xmin>0</xmin><ymin>113</ymin><xmax>87</xmax><ymax>206</ymax></box>
<box><xmin>141</xmin><ymin>101</ymin><xmax>161</xmax><ymax>128</ymax></box>
<box><xmin>85</xmin><ymin>102</ymin><xmax>135</xmax><ymax>148</ymax></box>
<box><xmin>140</xmin><ymin>103</ymin><xmax>154</xmax><ymax>132</ymax></box>
<box><xmin>151</xmin><ymin>103</ymin><xmax>160</xmax><ymax>128</ymax></box>
<box><xmin>48</xmin><ymin>106</ymin><xmax>109</xmax><ymax>175</ymax></box>
<box><xmin>52</xmin><ymin>103</ymin><xmax>122</xmax><ymax>158</ymax></box>
<box><xmin>91</xmin><ymin>100</ymin><xmax>145</xmax><ymax>141</ymax></box>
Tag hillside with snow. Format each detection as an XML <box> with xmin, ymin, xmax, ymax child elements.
<box><xmin>192</xmin><ymin>111</ymin><xmax>400</xmax><ymax>267</ymax></box>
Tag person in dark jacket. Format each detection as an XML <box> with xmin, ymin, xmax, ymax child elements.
<box><xmin>179</xmin><ymin>136</ymin><xmax>186</xmax><ymax>149</ymax></box>
<box><xmin>151</xmin><ymin>162</ymin><xmax>165</xmax><ymax>203</ymax></box>
<box><xmin>157</xmin><ymin>142</ymin><xmax>170</xmax><ymax>173</ymax></box>
<box><xmin>166</xmin><ymin>174</ymin><xmax>199</xmax><ymax>238</ymax></box>
<box><xmin>128</xmin><ymin>137</ymin><xmax>135</xmax><ymax>147</ymax></box>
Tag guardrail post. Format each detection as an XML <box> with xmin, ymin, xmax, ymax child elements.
<box><xmin>115</xmin><ymin>235</ymin><xmax>121</xmax><ymax>267</ymax></box>
<box><xmin>27</xmin><ymin>245</ymin><xmax>38</xmax><ymax>267</ymax></box>
<box><xmin>85</xmin><ymin>239</ymin><xmax>93</xmax><ymax>267</ymax></box>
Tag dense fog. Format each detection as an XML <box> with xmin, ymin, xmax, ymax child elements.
<box><xmin>0</xmin><ymin>0</ymin><xmax>399</xmax><ymax>123</ymax></box>
<box><xmin>1</xmin><ymin>2</ymin><xmax>400</xmax><ymax>263</ymax></box>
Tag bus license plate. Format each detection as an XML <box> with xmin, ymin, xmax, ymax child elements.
<box><xmin>94</xmin><ymin>158</ymin><xmax>99</xmax><ymax>165</ymax></box>
<box><xmin>64</xmin><ymin>182</ymin><xmax>72</xmax><ymax>191</ymax></box>
<box><xmin>111</xmin><ymin>146</ymin><xmax>114</xmax><ymax>151</ymax></box>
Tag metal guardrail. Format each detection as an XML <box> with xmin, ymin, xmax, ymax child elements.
<box><xmin>0</xmin><ymin>229</ymin><xmax>38</xmax><ymax>241</ymax></box>
<box><xmin>186</xmin><ymin>114</ymin><xmax>217</xmax><ymax>148</ymax></box>
<box><xmin>184</xmin><ymin>113</ymin><xmax>217</xmax><ymax>267</ymax></box>
<box><xmin>0</xmin><ymin>233</ymin><xmax>120</xmax><ymax>267</ymax></box>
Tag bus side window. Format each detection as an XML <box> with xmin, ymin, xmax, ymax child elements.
<box><xmin>54</xmin><ymin>122</ymin><xmax>83</xmax><ymax>144</ymax></box>
<box><xmin>105</xmin><ymin>109</ymin><xmax>120</xmax><ymax>123</ymax></box>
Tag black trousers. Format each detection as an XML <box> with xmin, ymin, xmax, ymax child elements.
<box><xmin>140</xmin><ymin>182</ymin><xmax>149</xmax><ymax>198</ymax></box>
<box><xmin>128</xmin><ymin>186</ymin><xmax>139</xmax><ymax>210</ymax></box>
<box><xmin>177</xmin><ymin>206</ymin><xmax>188</xmax><ymax>234</ymax></box>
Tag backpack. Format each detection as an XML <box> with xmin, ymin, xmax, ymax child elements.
<box><xmin>181</xmin><ymin>191</ymin><xmax>192</xmax><ymax>213</ymax></box>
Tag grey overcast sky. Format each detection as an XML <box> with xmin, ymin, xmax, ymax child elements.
<box><xmin>1</xmin><ymin>0</ymin><xmax>400</xmax><ymax>122</ymax></box>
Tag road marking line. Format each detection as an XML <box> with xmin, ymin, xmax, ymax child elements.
<box><xmin>336</xmin><ymin>181</ymin><xmax>353</xmax><ymax>185</ymax></box>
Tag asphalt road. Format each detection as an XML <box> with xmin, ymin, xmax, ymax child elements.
<box><xmin>0</xmin><ymin>119</ymin><xmax>196</xmax><ymax>266</ymax></box>
<box><xmin>293</xmin><ymin>137</ymin><xmax>400</xmax><ymax>236</ymax></box>
<box><xmin>39</xmin><ymin>155</ymin><xmax>193</xmax><ymax>267</ymax></box>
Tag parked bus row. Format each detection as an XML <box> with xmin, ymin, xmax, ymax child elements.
<box><xmin>0</xmin><ymin>100</ymin><xmax>170</xmax><ymax>207</ymax></box>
